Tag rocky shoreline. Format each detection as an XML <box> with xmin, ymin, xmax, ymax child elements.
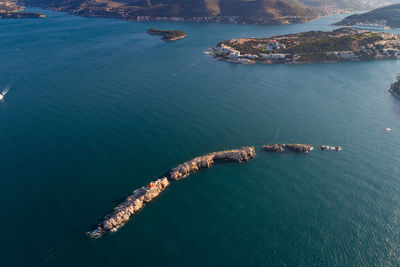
<box><xmin>389</xmin><ymin>74</ymin><xmax>400</xmax><ymax>99</ymax></box>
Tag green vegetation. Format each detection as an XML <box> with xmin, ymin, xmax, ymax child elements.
<box><xmin>147</xmin><ymin>29</ymin><xmax>187</xmax><ymax>41</ymax></box>
<box><xmin>214</xmin><ymin>28</ymin><xmax>400</xmax><ymax>64</ymax></box>
<box><xmin>225</xmin><ymin>29</ymin><xmax>380</xmax><ymax>55</ymax></box>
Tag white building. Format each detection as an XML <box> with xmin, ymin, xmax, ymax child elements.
<box><xmin>260</xmin><ymin>54</ymin><xmax>288</xmax><ymax>60</ymax></box>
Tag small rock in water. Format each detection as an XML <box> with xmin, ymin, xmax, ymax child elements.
<box><xmin>321</xmin><ymin>145</ymin><xmax>343</xmax><ymax>151</ymax></box>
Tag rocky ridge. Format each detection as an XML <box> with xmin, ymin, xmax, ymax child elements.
<box><xmin>169</xmin><ymin>147</ymin><xmax>256</xmax><ymax>180</ymax></box>
<box><xmin>88</xmin><ymin>144</ymin><xmax>344</xmax><ymax>238</ymax></box>
<box><xmin>88</xmin><ymin>147</ymin><xmax>256</xmax><ymax>238</ymax></box>
<box><xmin>88</xmin><ymin>177</ymin><xmax>170</xmax><ymax>238</ymax></box>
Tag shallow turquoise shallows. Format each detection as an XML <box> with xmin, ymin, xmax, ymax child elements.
<box><xmin>1</xmin><ymin>8</ymin><xmax>400</xmax><ymax>266</ymax></box>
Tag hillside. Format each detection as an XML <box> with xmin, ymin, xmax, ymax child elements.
<box><xmin>21</xmin><ymin>0</ymin><xmax>397</xmax><ymax>24</ymax></box>
<box><xmin>22</xmin><ymin>0</ymin><xmax>324</xmax><ymax>23</ymax></box>
<box><xmin>337</xmin><ymin>3</ymin><xmax>400</xmax><ymax>28</ymax></box>
<box><xmin>302</xmin><ymin>0</ymin><xmax>395</xmax><ymax>10</ymax></box>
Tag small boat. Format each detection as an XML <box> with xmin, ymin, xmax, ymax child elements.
<box><xmin>0</xmin><ymin>87</ymin><xmax>8</xmax><ymax>101</ymax></box>
<box><xmin>386</xmin><ymin>128</ymin><xmax>392</xmax><ymax>132</ymax></box>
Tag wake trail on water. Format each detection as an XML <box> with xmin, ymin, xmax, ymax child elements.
<box><xmin>271</xmin><ymin>124</ymin><xmax>282</xmax><ymax>143</ymax></box>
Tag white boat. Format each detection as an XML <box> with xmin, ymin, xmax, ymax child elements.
<box><xmin>0</xmin><ymin>87</ymin><xmax>8</xmax><ymax>101</ymax></box>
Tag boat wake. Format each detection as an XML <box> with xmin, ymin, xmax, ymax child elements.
<box><xmin>0</xmin><ymin>86</ymin><xmax>9</xmax><ymax>101</ymax></box>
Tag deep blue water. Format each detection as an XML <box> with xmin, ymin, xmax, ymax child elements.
<box><xmin>1</xmin><ymin>8</ymin><xmax>400</xmax><ymax>266</ymax></box>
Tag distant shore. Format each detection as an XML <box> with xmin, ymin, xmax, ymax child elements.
<box><xmin>0</xmin><ymin>12</ymin><xmax>45</xmax><ymax>19</ymax></box>
<box><xmin>23</xmin><ymin>3</ymin><xmax>326</xmax><ymax>26</ymax></box>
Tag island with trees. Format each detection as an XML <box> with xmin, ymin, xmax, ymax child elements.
<box><xmin>147</xmin><ymin>29</ymin><xmax>187</xmax><ymax>41</ymax></box>
<box><xmin>209</xmin><ymin>28</ymin><xmax>400</xmax><ymax>64</ymax></box>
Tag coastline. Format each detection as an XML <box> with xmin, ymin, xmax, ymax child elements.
<box><xmin>23</xmin><ymin>4</ymin><xmax>325</xmax><ymax>25</ymax></box>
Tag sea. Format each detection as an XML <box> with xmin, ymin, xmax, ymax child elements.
<box><xmin>1</xmin><ymin>8</ymin><xmax>400</xmax><ymax>267</ymax></box>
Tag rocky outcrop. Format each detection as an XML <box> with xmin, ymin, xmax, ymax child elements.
<box><xmin>87</xmin><ymin>177</ymin><xmax>169</xmax><ymax>238</ymax></box>
<box><xmin>285</xmin><ymin>144</ymin><xmax>314</xmax><ymax>153</ymax></box>
<box><xmin>390</xmin><ymin>74</ymin><xmax>400</xmax><ymax>99</ymax></box>
<box><xmin>321</xmin><ymin>145</ymin><xmax>343</xmax><ymax>151</ymax></box>
<box><xmin>88</xmin><ymin>147</ymin><xmax>256</xmax><ymax>238</ymax></box>
<box><xmin>169</xmin><ymin>147</ymin><xmax>256</xmax><ymax>181</ymax></box>
<box><xmin>263</xmin><ymin>144</ymin><xmax>314</xmax><ymax>153</ymax></box>
<box><xmin>263</xmin><ymin>144</ymin><xmax>285</xmax><ymax>152</ymax></box>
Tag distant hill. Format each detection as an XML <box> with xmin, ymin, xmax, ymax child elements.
<box><xmin>301</xmin><ymin>0</ymin><xmax>395</xmax><ymax>10</ymax></box>
<box><xmin>22</xmin><ymin>0</ymin><xmax>323</xmax><ymax>20</ymax></box>
<box><xmin>336</xmin><ymin>3</ymin><xmax>400</xmax><ymax>28</ymax></box>
<box><xmin>21</xmin><ymin>0</ymin><xmax>398</xmax><ymax>24</ymax></box>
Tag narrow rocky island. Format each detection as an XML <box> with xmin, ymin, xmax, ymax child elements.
<box><xmin>88</xmin><ymin>147</ymin><xmax>255</xmax><ymax>238</ymax></box>
<box><xmin>210</xmin><ymin>28</ymin><xmax>400</xmax><ymax>64</ymax></box>
<box><xmin>169</xmin><ymin>147</ymin><xmax>256</xmax><ymax>180</ymax></box>
<box><xmin>389</xmin><ymin>74</ymin><xmax>400</xmax><ymax>99</ymax></box>
<box><xmin>88</xmin><ymin>177</ymin><xmax>170</xmax><ymax>238</ymax></box>
<box><xmin>147</xmin><ymin>28</ymin><xmax>187</xmax><ymax>42</ymax></box>
<box><xmin>88</xmin><ymin>144</ymin><xmax>346</xmax><ymax>238</ymax></box>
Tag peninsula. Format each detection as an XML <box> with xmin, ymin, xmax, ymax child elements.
<box><xmin>0</xmin><ymin>0</ymin><xmax>45</xmax><ymax>18</ymax></box>
<box><xmin>147</xmin><ymin>29</ymin><xmax>187</xmax><ymax>42</ymax></box>
<box><xmin>336</xmin><ymin>3</ymin><xmax>400</xmax><ymax>29</ymax></box>
<box><xmin>210</xmin><ymin>28</ymin><xmax>400</xmax><ymax>64</ymax></box>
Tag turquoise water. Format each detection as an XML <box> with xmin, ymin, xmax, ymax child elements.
<box><xmin>1</xmin><ymin>8</ymin><xmax>400</xmax><ymax>266</ymax></box>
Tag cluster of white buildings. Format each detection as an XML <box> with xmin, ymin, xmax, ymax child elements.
<box><xmin>327</xmin><ymin>51</ymin><xmax>355</xmax><ymax>59</ymax></box>
<box><xmin>260</xmin><ymin>53</ymin><xmax>290</xmax><ymax>60</ymax></box>
<box><xmin>214</xmin><ymin>43</ymin><xmax>291</xmax><ymax>63</ymax></box>
<box><xmin>214</xmin><ymin>44</ymin><xmax>256</xmax><ymax>63</ymax></box>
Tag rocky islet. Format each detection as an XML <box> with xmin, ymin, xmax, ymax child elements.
<box><xmin>88</xmin><ymin>144</ymin><xmax>342</xmax><ymax>238</ymax></box>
